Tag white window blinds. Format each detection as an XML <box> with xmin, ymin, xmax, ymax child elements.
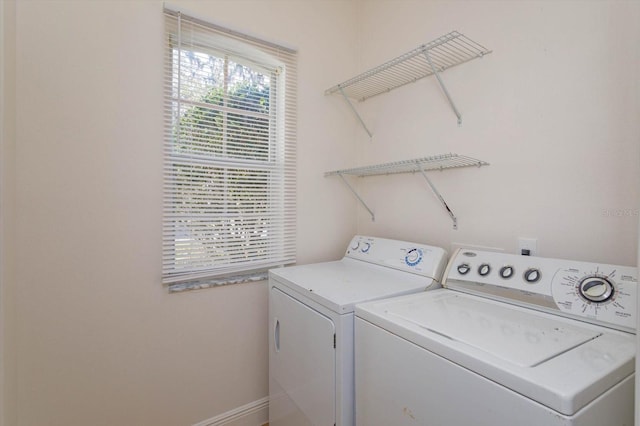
<box><xmin>163</xmin><ymin>8</ymin><xmax>297</xmax><ymax>285</ymax></box>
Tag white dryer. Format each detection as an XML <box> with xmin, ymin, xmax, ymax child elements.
<box><xmin>269</xmin><ymin>235</ymin><xmax>448</xmax><ymax>426</ymax></box>
<box><xmin>355</xmin><ymin>248</ymin><xmax>637</xmax><ymax>426</ymax></box>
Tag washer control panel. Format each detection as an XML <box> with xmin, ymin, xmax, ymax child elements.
<box><xmin>444</xmin><ymin>248</ymin><xmax>638</xmax><ymax>333</ymax></box>
<box><xmin>345</xmin><ymin>235</ymin><xmax>448</xmax><ymax>280</ymax></box>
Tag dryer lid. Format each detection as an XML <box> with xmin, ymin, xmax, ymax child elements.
<box><xmin>270</xmin><ymin>259</ymin><xmax>435</xmax><ymax>314</ymax></box>
<box><xmin>388</xmin><ymin>292</ymin><xmax>601</xmax><ymax>367</ymax></box>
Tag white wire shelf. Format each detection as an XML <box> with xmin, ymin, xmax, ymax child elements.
<box><xmin>325</xmin><ymin>154</ymin><xmax>489</xmax><ymax>177</ymax></box>
<box><xmin>325</xmin><ymin>154</ymin><xmax>489</xmax><ymax>229</ymax></box>
<box><xmin>326</xmin><ymin>31</ymin><xmax>491</xmax><ymax>101</ymax></box>
<box><xmin>325</xmin><ymin>31</ymin><xmax>491</xmax><ymax>131</ymax></box>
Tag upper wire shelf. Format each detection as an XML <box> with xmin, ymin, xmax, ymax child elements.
<box><xmin>325</xmin><ymin>153</ymin><xmax>489</xmax><ymax>177</ymax></box>
<box><xmin>325</xmin><ymin>31</ymin><xmax>492</xmax><ymax>102</ymax></box>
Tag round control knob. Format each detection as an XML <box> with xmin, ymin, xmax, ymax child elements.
<box><xmin>579</xmin><ymin>277</ymin><xmax>614</xmax><ymax>303</ymax></box>
<box><xmin>478</xmin><ymin>264</ymin><xmax>491</xmax><ymax>276</ymax></box>
<box><xmin>350</xmin><ymin>241</ymin><xmax>360</xmax><ymax>251</ymax></box>
<box><xmin>457</xmin><ymin>263</ymin><xmax>470</xmax><ymax>275</ymax></box>
<box><xmin>524</xmin><ymin>268</ymin><xmax>541</xmax><ymax>283</ymax></box>
<box><xmin>361</xmin><ymin>242</ymin><xmax>371</xmax><ymax>253</ymax></box>
<box><xmin>499</xmin><ymin>266</ymin><xmax>514</xmax><ymax>279</ymax></box>
<box><xmin>405</xmin><ymin>248</ymin><xmax>423</xmax><ymax>267</ymax></box>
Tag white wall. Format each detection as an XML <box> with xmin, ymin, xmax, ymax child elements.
<box><xmin>350</xmin><ymin>0</ymin><xmax>640</xmax><ymax>266</ymax></box>
<box><xmin>8</xmin><ymin>1</ymin><xmax>356</xmax><ymax>425</ymax></box>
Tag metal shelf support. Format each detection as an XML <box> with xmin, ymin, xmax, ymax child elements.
<box><xmin>338</xmin><ymin>173</ymin><xmax>375</xmax><ymax>221</ymax></box>
<box><xmin>423</xmin><ymin>50</ymin><xmax>462</xmax><ymax>125</ymax></box>
<box><xmin>339</xmin><ymin>87</ymin><xmax>373</xmax><ymax>139</ymax></box>
<box><xmin>416</xmin><ymin>161</ymin><xmax>458</xmax><ymax>229</ymax></box>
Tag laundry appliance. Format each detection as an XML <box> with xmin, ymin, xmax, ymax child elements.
<box><xmin>269</xmin><ymin>235</ymin><xmax>448</xmax><ymax>426</ymax></box>
<box><xmin>355</xmin><ymin>248</ymin><xmax>637</xmax><ymax>426</ymax></box>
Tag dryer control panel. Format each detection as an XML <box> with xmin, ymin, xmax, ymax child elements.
<box><xmin>345</xmin><ymin>235</ymin><xmax>448</xmax><ymax>281</ymax></box>
<box><xmin>444</xmin><ymin>249</ymin><xmax>638</xmax><ymax>333</ymax></box>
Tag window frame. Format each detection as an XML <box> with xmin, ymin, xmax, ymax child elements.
<box><xmin>162</xmin><ymin>9</ymin><xmax>297</xmax><ymax>290</ymax></box>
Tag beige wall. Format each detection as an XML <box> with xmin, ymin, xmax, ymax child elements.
<box><xmin>351</xmin><ymin>0</ymin><xmax>640</xmax><ymax>266</ymax></box>
<box><xmin>4</xmin><ymin>0</ymin><xmax>640</xmax><ymax>425</ymax></box>
<box><xmin>9</xmin><ymin>1</ymin><xmax>356</xmax><ymax>425</ymax></box>
<box><xmin>1</xmin><ymin>0</ymin><xmax>17</xmax><ymax>425</ymax></box>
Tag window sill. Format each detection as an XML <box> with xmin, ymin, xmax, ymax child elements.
<box><xmin>168</xmin><ymin>271</ymin><xmax>269</xmax><ymax>293</ymax></box>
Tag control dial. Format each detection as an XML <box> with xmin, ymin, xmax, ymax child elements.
<box><xmin>361</xmin><ymin>242</ymin><xmax>371</xmax><ymax>253</ymax></box>
<box><xmin>551</xmin><ymin>265</ymin><xmax>636</xmax><ymax>331</ymax></box>
<box><xmin>350</xmin><ymin>241</ymin><xmax>360</xmax><ymax>251</ymax></box>
<box><xmin>405</xmin><ymin>248</ymin><xmax>423</xmax><ymax>267</ymax></box>
<box><xmin>524</xmin><ymin>268</ymin><xmax>541</xmax><ymax>283</ymax></box>
<box><xmin>478</xmin><ymin>264</ymin><xmax>491</xmax><ymax>276</ymax></box>
<box><xmin>457</xmin><ymin>263</ymin><xmax>470</xmax><ymax>275</ymax></box>
<box><xmin>578</xmin><ymin>276</ymin><xmax>614</xmax><ymax>303</ymax></box>
<box><xmin>499</xmin><ymin>266</ymin><xmax>514</xmax><ymax>279</ymax></box>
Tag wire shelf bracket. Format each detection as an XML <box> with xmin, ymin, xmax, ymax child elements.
<box><xmin>325</xmin><ymin>153</ymin><xmax>489</xmax><ymax>229</ymax></box>
<box><xmin>326</xmin><ymin>31</ymin><xmax>491</xmax><ymax>134</ymax></box>
<box><xmin>339</xmin><ymin>87</ymin><xmax>373</xmax><ymax>139</ymax></box>
<box><xmin>338</xmin><ymin>173</ymin><xmax>376</xmax><ymax>221</ymax></box>
<box><xmin>423</xmin><ymin>50</ymin><xmax>462</xmax><ymax>125</ymax></box>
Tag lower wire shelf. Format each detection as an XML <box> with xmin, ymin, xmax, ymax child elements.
<box><xmin>325</xmin><ymin>153</ymin><xmax>489</xmax><ymax>229</ymax></box>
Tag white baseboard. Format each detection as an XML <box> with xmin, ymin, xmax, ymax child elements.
<box><xmin>192</xmin><ymin>397</ymin><xmax>269</xmax><ymax>426</ymax></box>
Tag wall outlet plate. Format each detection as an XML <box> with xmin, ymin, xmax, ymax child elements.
<box><xmin>518</xmin><ymin>237</ymin><xmax>538</xmax><ymax>256</ymax></box>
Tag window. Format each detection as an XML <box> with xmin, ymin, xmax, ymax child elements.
<box><xmin>163</xmin><ymin>9</ymin><xmax>297</xmax><ymax>289</ymax></box>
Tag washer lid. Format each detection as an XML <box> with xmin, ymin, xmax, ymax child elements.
<box><xmin>270</xmin><ymin>258</ymin><xmax>435</xmax><ymax>314</ymax></box>
<box><xmin>388</xmin><ymin>291</ymin><xmax>600</xmax><ymax>367</ymax></box>
<box><xmin>356</xmin><ymin>290</ymin><xmax>636</xmax><ymax>415</ymax></box>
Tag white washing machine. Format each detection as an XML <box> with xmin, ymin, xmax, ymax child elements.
<box><xmin>355</xmin><ymin>248</ymin><xmax>637</xmax><ymax>426</ymax></box>
<box><xmin>268</xmin><ymin>235</ymin><xmax>448</xmax><ymax>426</ymax></box>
